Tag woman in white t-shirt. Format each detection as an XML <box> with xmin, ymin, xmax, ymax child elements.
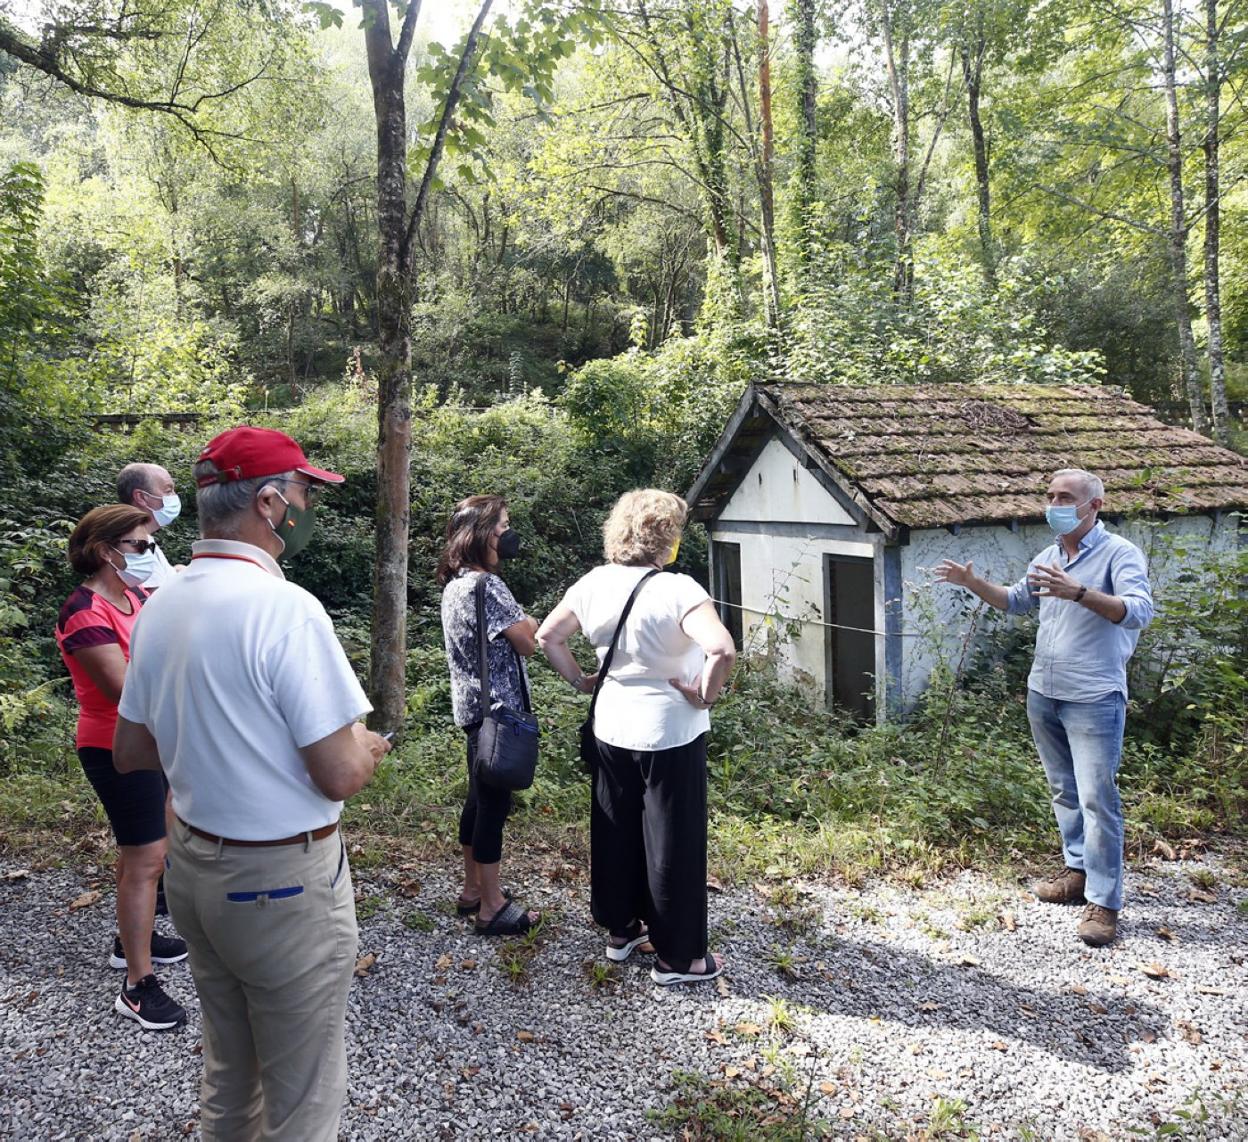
<box><xmin>537</xmin><ymin>490</ymin><xmax>736</xmax><ymax>985</ymax></box>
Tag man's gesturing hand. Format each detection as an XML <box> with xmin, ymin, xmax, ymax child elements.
<box><xmin>1027</xmin><ymin>562</ymin><xmax>1082</xmax><ymax>600</ymax></box>
<box><xmin>934</xmin><ymin>559</ymin><xmax>975</xmax><ymax>587</ymax></box>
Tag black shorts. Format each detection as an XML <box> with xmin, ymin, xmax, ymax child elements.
<box><xmin>77</xmin><ymin>746</ymin><xmax>167</xmax><ymax>848</ymax></box>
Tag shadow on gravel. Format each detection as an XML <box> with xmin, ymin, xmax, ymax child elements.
<box><xmin>733</xmin><ymin>937</ymin><xmax>1166</xmax><ymax>1074</ymax></box>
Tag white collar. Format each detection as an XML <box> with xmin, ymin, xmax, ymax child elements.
<box><xmin>190</xmin><ymin>538</ymin><xmax>285</xmax><ymax>579</ymax></box>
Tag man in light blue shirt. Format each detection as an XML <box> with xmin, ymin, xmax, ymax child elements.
<box><xmin>936</xmin><ymin>468</ymin><xmax>1154</xmax><ymax>947</ymax></box>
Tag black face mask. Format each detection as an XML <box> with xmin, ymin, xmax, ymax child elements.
<box><xmin>496</xmin><ymin>528</ymin><xmax>521</xmax><ymax>560</ymax></box>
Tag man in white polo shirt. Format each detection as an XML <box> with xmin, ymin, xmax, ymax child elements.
<box><xmin>114</xmin><ymin>426</ymin><xmax>391</xmax><ymax>1142</ymax></box>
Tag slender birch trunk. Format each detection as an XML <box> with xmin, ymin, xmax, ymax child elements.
<box><xmin>1161</xmin><ymin>0</ymin><xmax>1210</xmax><ymax>435</ymax></box>
<box><xmin>1203</xmin><ymin>0</ymin><xmax>1228</xmax><ymax>443</ymax></box>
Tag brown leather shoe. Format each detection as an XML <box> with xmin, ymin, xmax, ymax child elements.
<box><xmin>1034</xmin><ymin>867</ymin><xmax>1087</xmax><ymax>904</ymax></box>
<box><xmin>1078</xmin><ymin>903</ymin><xmax>1119</xmax><ymax>946</ymax></box>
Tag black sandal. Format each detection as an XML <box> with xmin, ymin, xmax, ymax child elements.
<box><xmin>455</xmin><ymin>888</ymin><xmax>511</xmax><ymax>917</ymax></box>
<box><xmin>606</xmin><ymin>920</ymin><xmax>653</xmax><ymax>962</ymax></box>
<box><xmin>650</xmin><ymin>953</ymin><xmax>723</xmax><ymax>986</ymax></box>
<box><xmin>474</xmin><ymin>899</ymin><xmax>539</xmax><ymax>936</ymax></box>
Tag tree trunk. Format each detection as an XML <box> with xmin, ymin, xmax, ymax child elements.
<box><xmin>789</xmin><ymin>0</ymin><xmax>818</xmax><ymax>282</ymax></box>
<box><xmin>881</xmin><ymin>0</ymin><xmax>913</xmax><ymax>302</ymax></box>
<box><xmin>959</xmin><ymin>22</ymin><xmax>994</xmax><ymax>290</ymax></box>
<box><xmin>757</xmin><ymin>0</ymin><xmax>781</xmax><ymax>323</ymax></box>
<box><xmin>1162</xmin><ymin>0</ymin><xmax>1209</xmax><ymax>435</ymax></box>
<box><xmin>363</xmin><ymin>0</ymin><xmax>415</xmax><ymax>731</ymax></box>
<box><xmin>1204</xmin><ymin>0</ymin><xmax>1228</xmax><ymax>443</ymax></box>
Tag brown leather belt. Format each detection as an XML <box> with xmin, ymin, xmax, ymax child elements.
<box><xmin>179</xmin><ymin>818</ymin><xmax>339</xmax><ymax>847</ymax></box>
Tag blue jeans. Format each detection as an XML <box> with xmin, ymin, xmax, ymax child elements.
<box><xmin>1026</xmin><ymin>689</ymin><xmax>1126</xmax><ymax>911</ymax></box>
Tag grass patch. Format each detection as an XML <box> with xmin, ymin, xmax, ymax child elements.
<box><xmin>649</xmin><ymin>1070</ymin><xmax>828</xmax><ymax>1140</ymax></box>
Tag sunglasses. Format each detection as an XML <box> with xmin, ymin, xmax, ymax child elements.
<box><xmin>115</xmin><ymin>539</ymin><xmax>158</xmax><ymax>555</ymax></box>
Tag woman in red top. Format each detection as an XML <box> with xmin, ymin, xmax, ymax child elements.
<box><xmin>55</xmin><ymin>505</ymin><xmax>187</xmax><ymax>1030</ymax></box>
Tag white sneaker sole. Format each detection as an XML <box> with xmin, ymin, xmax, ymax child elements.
<box><xmin>114</xmin><ymin>995</ymin><xmax>186</xmax><ymax>1031</ymax></box>
<box><xmin>605</xmin><ymin>932</ymin><xmax>651</xmax><ymax>963</ymax></box>
<box><xmin>109</xmin><ymin>950</ymin><xmax>189</xmax><ymax>969</ymax></box>
<box><xmin>650</xmin><ymin>963</ymin><xmax>723</xmax><ymax>986</ymax></box>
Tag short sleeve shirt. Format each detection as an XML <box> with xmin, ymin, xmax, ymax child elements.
<box><xmin>55</xmin><ymin>585</ymin><xmax>149</xmax><ymax>750</ymax></box>
<box><xmin>558</xmin><ymin>564</ymin><xmax>711</xmax><ymax>751</ymax></box>
<box><xmin>118</xmin><ymin>540</ymin><xmax>371</xmax><ymax>839</ymax></box>
<box><xmin>441</xmin><ymin>570</ymin><xmax>528</xmax><ymax>727</ymax></box>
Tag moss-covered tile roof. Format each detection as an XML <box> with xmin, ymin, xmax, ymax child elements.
<box><xmin>690</xmin><ymin>382</ymin><xmax>1248</xmax><ymax>531</ymax></box>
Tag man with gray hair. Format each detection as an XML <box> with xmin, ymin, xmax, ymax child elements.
<box><xmin>117</xmin><ymin>462</ymin><xmax>182</xmax><ymax>588</ymax></box>
<box><xmin>935</xmin><ymin>469</ymin><xmax>1153</xmax><ymax>947</ymax></box>
<box><xmin>114</xmin><ymin>426</ymin><xmax>391</xmax><ymax>1140</ymax></box>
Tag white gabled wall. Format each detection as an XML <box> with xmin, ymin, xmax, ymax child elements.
<box><xmin>710</xmin><ymin>434</ymin><xmax>879</xmax><ymax>702</ymax></box>
<box><xmin>719</xmin><ymin>437</ymin><xmax>857</xmax><ymax>526</ymax></box>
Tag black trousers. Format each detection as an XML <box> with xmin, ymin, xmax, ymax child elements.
<box><xmin>457</xmin><ymin>722</ymin><xmax>512</xmax><ymax>865</ymax></box>
<box><xmin>590</xmin><ymin>732</ymin><xmax>708</xmax><ymax>970</ymax></box>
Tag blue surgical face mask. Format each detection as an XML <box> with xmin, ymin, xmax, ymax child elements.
<box><xmin>143</xmin><ymin>491</ymin><xmax>181</xmax><ymax>528</ymax></box>
<box><xmin>1045</xmin><ymin>499</ymin><xmax>1091</xmax><ymax>536</ymax></box>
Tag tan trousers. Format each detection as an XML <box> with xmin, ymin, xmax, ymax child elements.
<box><xmin>166</xmin><ymin>819</ymin><xmax>358</xmax><ymax>1142</ymax></box>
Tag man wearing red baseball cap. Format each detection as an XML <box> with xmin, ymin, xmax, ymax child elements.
<box><xmin>114</xmin><ymin>426</ymin><xmax>391</xmax><ymax>1141</ymax></box>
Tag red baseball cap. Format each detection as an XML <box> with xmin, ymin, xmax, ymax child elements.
<box><xmin>195</xmin><ymin>426</ymin><xmax>345</xmax><ymax>487</ymax></box>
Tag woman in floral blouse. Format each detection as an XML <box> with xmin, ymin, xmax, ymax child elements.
<box><xmin>437</xmin><ymin>495</ymin><xmax>542</xmax><ymax>936</ymax></box>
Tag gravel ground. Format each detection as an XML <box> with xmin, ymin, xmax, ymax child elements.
<box><xmin>2</xmin><ymin>847</ymin><xmax>1245</xmax><ymax>1140</ymax></box>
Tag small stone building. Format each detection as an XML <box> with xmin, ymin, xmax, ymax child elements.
<box><xmin>686</xmin><ymin>382</ymin><xmax>1248</xmax><ymax>720</ymax></box>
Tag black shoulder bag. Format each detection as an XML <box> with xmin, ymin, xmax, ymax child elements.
<box><xmin>473</xmin><ymin>575</ymin><xmax>539</xmax><ymax>791</ymax></box>
<box><xmin>579</xmin><ymin>569</ymin><xmax>663</xmax><ymax>772</ymax></box>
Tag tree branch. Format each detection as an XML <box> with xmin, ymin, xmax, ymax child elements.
<box><xmin>402</xmin><ymin>0</ymin><xmax>493</xmax><ymax>266</ymax></box>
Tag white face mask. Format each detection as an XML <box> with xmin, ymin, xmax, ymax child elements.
<box><xmin>111</xmin><ymin>545</ymin><xmax>160</xmax><ymax>588</ymax></box>
<box><xmin>143</xmin><ymin>491</ymin><xmax>181</xmax><ymax>528</ymax></box>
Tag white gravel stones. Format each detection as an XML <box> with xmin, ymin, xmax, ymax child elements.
<box><xmin>1</xmin><ymin>854</ymin><xmax>1244</xmax><ymax>1139</ymax></box>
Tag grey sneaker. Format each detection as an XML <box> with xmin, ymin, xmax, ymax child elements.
<box><xmin>1078</xmin><ymin>904</ymin><xmax>1119</xmax><ymax>947</ymax></box>
<box><xmin>1034</xmin><ymin>867</ymin><xmax>1087</xmax><ymax>905</ymax></box>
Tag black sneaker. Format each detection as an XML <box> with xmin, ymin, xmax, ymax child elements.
<box><xmin>114</xmin><ymin>974</ymin><xmax>187</xmax><ymax>1031</ymax></box>
<box><xmin>109</xmin><ymin>932</ymin><xmax>189</xmax><ymax>970</ymax></box>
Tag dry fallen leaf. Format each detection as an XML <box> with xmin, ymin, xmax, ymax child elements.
<box><xmin>3</xmin><ymin>868</ymin><xmax>31</xmax><ymax>881</ymax></box>
<box><xmin>69</xmin><ymin>890</ymin><xmax>101</xmax><ymax>910</ymax></box>
<box><xmin>1188</xmin><ymin>888</ymin><xmax>1217</xmax><ymax>904</ymax></box>
<box><xmin>1139</xmin><ymin>962</ymin><xmax>1170</xmax><ymax>980</ymax></box>
<box><xmin>1156</xmin><ymin>927</ymin><xmax>1177</xmax><ymax>942</ymax></box>
<box><xmin>516</xmin><ymin>1030</ymin><xmax>535</xmax><ymax>1042</ymax></box>
<box><xmin>435</xmin><ymin>953</ymin><xmax>453</xmax><ymax>971</ymax></box>
<box><xmin>705</xmin><ymin>1029</ymin><xmax>728</xmax><ymax>1046</ymax></box>
<box><xmin>715</xmin><ymin>975</ymin><xmax>730</xmax><ymax>998</ymax></box>
<box><xmin>920</xmin><ymin>1000</ymin><xmax>940</xmax><ymax>1012</ymax></box>
<box><xmin>838</xmin><ymin>1106</ymin><xmax>857</xmax><ymax>1120</ymax></box>
<box><xmin>353</xmin><ymin>953</ymin><xmax>377</xmax><ymax>977</ymax></box>
<box><xmin>1152</xmin><ymin>838</ymin><xmax>1177</xmax><ymax>861</ymax></box>
<box><xmin>734</xmin><ymin>1022</ymin><xmax>763</xmax><ymax>1037</ymax></box>
<box><xmin>999</xmin><ymin>911</ymin><xmax>1017</xmax><ymax>932</ymax></box>
<box><xmin>706</xmin><ymin>874</ymin><xmax>724</xmax><ymax>892</ymax></box>
<box><xmin>459</xmin><ymin>959</ymin><xmax>477</xmax><ymax>971</ymax></box>
<box><xmin>1196</xmin><ymin>986</ymin><xmax>1227</xmax><ymax>996</ymax></box>
<box><xmin>723</xmin><ymin>1065</ymin><xmax>741</xmax><ymax>1079</ymax></box>
<box><xmin>1140</xmin><ymin>1029</ymin><xmax>1157</xmax><ymax>1044</ymax></box>
<box><xmin>1069</xmin><ymin>983</ymin><xmax>1089</xmax><ymax>995</ymax></box>
<box><xmin>990</xmin><ymin>1041</ymin><xmax>1008</xmax><ymax>1052</ymax></box>
<box><xmin>957</xmin><ymin>954</ymin><xmax>981</xmax><ymax>967</ymax></box>
<box><xmin>819</xmin><ymin>1081</ymin><xmax>837</xmax><ymax>1094</ymax></box>
<box><xmin>1106</xmin><ymin>974</ymin><xmax>1132</xmax><ymax>986</ymax></box>
<box><xmin>1089</xmin><ymin>1002</ymin><xmax>1108</xmax><ymax>1015</ymax></box>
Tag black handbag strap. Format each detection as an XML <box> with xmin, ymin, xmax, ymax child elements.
<box><xmin>586</xmin><ymin>568</ymin><xmax>664</xmax><ymax>727</ymax></box>
<box><xmin>475</xmin><ymin>573</ymin><xmax>532</xmax><ymax>713</ymax></box>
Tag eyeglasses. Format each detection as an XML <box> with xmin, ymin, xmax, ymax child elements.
<box><xmin>115</xmin><ymin>539</ymin><xmax>157</xmax><ymax>554</ymax></box>
<box><xmin>275</xmin><ymin>478</ymin><xmax>324</xmax><ymax>505</ymax></box>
